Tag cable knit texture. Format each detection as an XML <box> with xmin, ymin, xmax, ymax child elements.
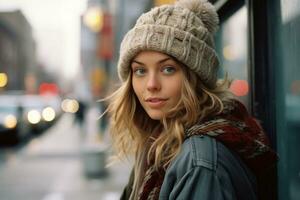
<box><xmin>118</xmin><ymin>0</ymin><xmax>220</xmax><ymax>88</ymax></box>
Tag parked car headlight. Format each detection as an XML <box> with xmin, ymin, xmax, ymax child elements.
<box><xmin>27</xmin><ymin>110</ymin><xmax>41</xmax><ymax>124</ymax></box>
<box><xmin>4</xmin><ymin>114</ymin><xmax>17</xmax><ymax>129</ymax></box>
<box><xmin>42</xmin><ymin>107</ymin><xmax>56</xmax><ymax>122</ymax></box>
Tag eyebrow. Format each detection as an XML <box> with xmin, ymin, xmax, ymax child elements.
<box><xmin>132</xmin><ymin>57</ymin><xmax>172</xmax><ymax>65</ymax></box>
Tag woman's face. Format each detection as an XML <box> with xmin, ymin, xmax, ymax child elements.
<box><xmin>131</xmin><ymin>51</ymin><xmax>184</xmax><ymax>120</ymax></box>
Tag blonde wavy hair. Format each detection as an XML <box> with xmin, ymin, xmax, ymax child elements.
<box><xmin>106</xmin><ymin>61</ymin><xmax>232</xmax><ymax>170</ymax></box>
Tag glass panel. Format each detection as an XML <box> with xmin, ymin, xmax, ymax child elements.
<box><xmin>270</xmin><ymin>0</ymin><xmax>300</xmax><ymax>199</ymax></box>
<box><xmin>216</xmin><ymin>6</ymin><xmax>249</xmax><ymax>109</ymax></box>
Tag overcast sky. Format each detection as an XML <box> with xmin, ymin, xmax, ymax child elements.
<box><xmin>0</xmin><ymin>0</ymin><xmax>88</xmax><ymax>82</ymax></box>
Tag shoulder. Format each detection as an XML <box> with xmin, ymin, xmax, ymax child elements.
<box><xmin>166</xmin><ymin>134</ymin><xmax>256</xmax><ymax>183</ymax></box>
<box><xmin>169</xmin><ymin>135</ymin><xmax>255</xmax><ymax>172</ymax></box>
<box><xmin>163</xmin><ymin>135</ymin><xmax>217</xmax><ymax>181</ymax></box>
<box><xmin>179</xmin><ymin>135</ymin><xmax>217</xmax><ymax>170</ymax></box>
<box><xmin>161</xmin><ymin>135</ymin><xmax>257</xmax><ymax>199</ymax></box>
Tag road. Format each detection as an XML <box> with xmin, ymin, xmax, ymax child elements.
<box><xmin>0</xmin><ymin>107</ymin><xmax>132</xmax><ymax>200</ymax></box>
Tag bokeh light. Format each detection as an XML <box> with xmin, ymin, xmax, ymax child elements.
<box><xmin>4</xmin><ymin>114</ymin><xmax>17</xmax><ymax>129</ymax></box>
<box><xmin>61</xmin><ymin>99</ymin><xmax>79</xmax><ymax>113</ymax></box>
<box><xmin>230</xmin><ymin>79</ymin><xmax>249</xmax><ymax>96</ymax></box>
<box><xmin>83</xmin><ymin>7</ymin><xmax>103</xmax><ymax>32</ymax></box>
<box><xmin>223</xmin><ymin>45</ymin><xmax>237</xmax><ymax>61</ymax></box>
<box><xmin>42</xmin><ymin>107</ymin><xmax>56</xmax><ymax>122</ymax></box>
<box><xmin>27</xmin><ymin>110</ymin><xmax>41</xmax><ymax>124</ymax></box>
<box><xmin>0</xmin><ymin>73</ymin><xmax>8</xmax><ymax>87</ymax></box>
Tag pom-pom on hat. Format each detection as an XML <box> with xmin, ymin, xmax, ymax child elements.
<box><xmin>117</xmin><ymin>0</ymin><xmax>220</xmax><ymax>88</ymax></box>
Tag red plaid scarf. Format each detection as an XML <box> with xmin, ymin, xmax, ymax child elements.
<box><xmin>135</xmin><ymin>100</ymin><xmax>278</xmax><ymax>200</ymax></box>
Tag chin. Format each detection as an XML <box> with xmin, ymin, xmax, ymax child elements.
<box><xmin>147</xmin><ymin>111</ymin><xmax>164</xmax><ymax>120</ymax></box>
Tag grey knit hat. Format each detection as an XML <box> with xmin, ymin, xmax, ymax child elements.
<box><xmin>117</xmin><ymin>0</ymin><xmax>220</xmax><ymax>88</ymax></box>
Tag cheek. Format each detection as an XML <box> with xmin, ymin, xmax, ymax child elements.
<box><xmin>173</xmin><ymin>85</ymin><xmax>183</xmax><ymax>101</ymax></box>
<box><xmin>169</xmin><ymin>79</ymin><xmax>183</xmax><ymax>100</ymax></box>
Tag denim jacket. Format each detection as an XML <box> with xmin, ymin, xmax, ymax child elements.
<box><xmin>159</xmin><ymin>135</ymin><xmax>257</xmax><ymax>200</ymax></box>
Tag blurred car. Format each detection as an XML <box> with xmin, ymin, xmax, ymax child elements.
<box><xmin>0</xmin><ymin>91</ymin><xmax>63</xmax><ymax>146</ymax></box>
<box><xmin>21</xmin><ymin>94</ymin><xmax>62</xmax><ymax>134</ymax></box>
<box><xmin>0</xmin><ymin>94</ymin><xmax>30</xmax><ymax>146</ymax></box>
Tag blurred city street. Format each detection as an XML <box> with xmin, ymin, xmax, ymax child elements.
<box><xmin>0</xmin><ymin>106</ymin><xmax>132</xmax><ymax>200</ymax></box>
<box><xmin>0</xmin><ymin>1</ymin><xmax>144</xmax><ymax>199</ymax></box>
<box><xmin>1</xmin><ymin>0</ymin><xmax>300</xmax><ymax>199</ymax></box>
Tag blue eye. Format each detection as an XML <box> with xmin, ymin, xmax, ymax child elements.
<box><xmin>133</xmin><ymin>68</ymin><xmax>146</xmax><ymax>76</ymax></box>
<box><xmin>162</xmin><ymin>66</ymin><xmax>176</xmax><ymax>75</ymax></box>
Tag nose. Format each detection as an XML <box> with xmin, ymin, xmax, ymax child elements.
<box><xmin>147</xmin><ymin>73</ymin><xmax>161</xmax><ymax>91</ymax></box>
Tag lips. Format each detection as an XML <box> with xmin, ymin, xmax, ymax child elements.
<box><xmin>145</xmin><ymin>97</ymin><xmax>167</xmax><ymax>108</ymax></box>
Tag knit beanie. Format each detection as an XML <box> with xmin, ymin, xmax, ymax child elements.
<box><xmin>117</xmin><ymin>0</ymin><xmax>220</xmax><ymax>88</ymax></box>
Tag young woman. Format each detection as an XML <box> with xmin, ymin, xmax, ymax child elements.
<box><xmin>106</xmin><ymin>0</ymin><xmax>277</xmax><ymax>199</ymax></box>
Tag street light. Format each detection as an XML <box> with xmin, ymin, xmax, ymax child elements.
<box><xmin>0</xmin><ymin>73</ymin><xmax>8</xmax><ymax>88</ymax></box>
<box><xmin>83</xmin><ymin>7</ymin><xmax>103</xmax><ymax>32</ymax></box>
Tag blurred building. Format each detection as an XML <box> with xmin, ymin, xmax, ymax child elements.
<box><xmin>0</xmin><ymin>10</ymin><xmax>37</xmax><ymax>91</ymax></box>
<box><xmin>80</xmin><ymin>0</ymin><xmax>158</xmax><ymax>101</ymax></box>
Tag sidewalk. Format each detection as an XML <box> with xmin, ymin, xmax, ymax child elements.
<box><xmin>0</xmin><ymin>106</ymin><xmax>132</xmax><ymax>200</ymax></box>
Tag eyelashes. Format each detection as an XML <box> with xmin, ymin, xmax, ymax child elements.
<box><xmin>162</xmin><ymin>66</ymin><xmax>176</xmax><ymax>75</ymax></box>
<box><xmin>132</xmin><ymin>65</ymin><xmax>177</xmax><ymax>77</ymax></box>
<box><xmin>133</xmin><ymin>67</ymin><xmax>146</xmax><ymax>76</ymax></box>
